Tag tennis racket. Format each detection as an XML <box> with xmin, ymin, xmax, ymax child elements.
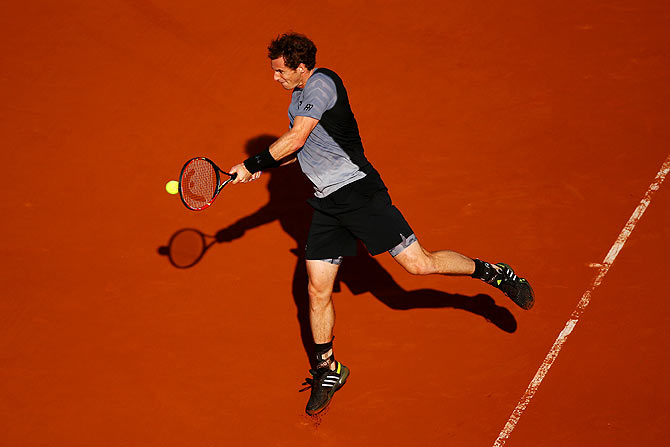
<box><xmin>179</xmin><ymin>157</ymin><xmax>237</xmax><ymax>211</ymax></box>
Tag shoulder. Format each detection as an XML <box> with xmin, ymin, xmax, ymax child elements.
<box><xmin>314</xmin><ymin>67</ymin><xmax>340</xmax><ymax>80</ymax></box>
<box><xmin>306</xmin><ymin>69</ymin><xmax>338</xmax><ymax>92</ymax></box>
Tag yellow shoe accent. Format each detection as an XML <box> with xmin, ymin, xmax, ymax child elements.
<box><xmin>336</xmin><ymin>362</ymin><xmax>341</xmax><ymax>374</ymax></box>
<box><xmin>497</xmin><ymin>279</ymin><xmax>502</xmax><ymax>286</ymax></box>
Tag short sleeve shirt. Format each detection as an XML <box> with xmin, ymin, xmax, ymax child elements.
<box><xmin>288</xmin><ymin>69</ymin><xmax>367</xmax><ymax>197</ymax></box>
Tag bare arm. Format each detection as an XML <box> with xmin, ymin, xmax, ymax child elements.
<box><xmin>268</xmin><ymin>115</ymin><xmax>319</xmax><ymax>161</ymax></box>
<box><xmin>230</xmin><ymin>116</ymin><xmax>319</xmax><ymax>183</ymax></box>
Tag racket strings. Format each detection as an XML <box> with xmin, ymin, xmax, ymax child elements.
<box><xmin>182</xmin><ymin>159</ymin><xmax>218</xmax><ymax>209</ymax></box>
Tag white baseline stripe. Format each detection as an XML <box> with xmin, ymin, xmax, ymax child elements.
<box><xmin>493</xmin><ymin>154</ymin><xmax>670</xmax><ymax>446</ymax></box>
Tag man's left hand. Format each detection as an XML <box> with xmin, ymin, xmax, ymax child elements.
<box><xmin>229</xmin><ymin>163</ymin><xmax>262</xmax><ymax>184</ymax></box>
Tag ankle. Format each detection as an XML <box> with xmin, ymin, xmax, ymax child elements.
<box><xmin>314</xmin><ymin>338</ymin><xmax>336</xmax><ymax>371</ymax></box>
<box><xmin>471</xmin><ymin>259</ymin><xmax>499</xmax><ymax>282</ymax></box>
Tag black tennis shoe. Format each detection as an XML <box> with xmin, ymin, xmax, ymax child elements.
<box><xmin>487</xmin><ymin>263</ymin><xmax>535</xmax><ymax>310</ymax></box>
<box><xmin>305</xmin><ymin>361</ymin><xmax>350</xmax><ymax>415</ymax></box>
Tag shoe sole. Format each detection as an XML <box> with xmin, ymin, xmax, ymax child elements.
<box><xmin>497</xmin><ymin>263</ymin><xmax>535</xmax><ymax>310</ymax></box>
<box><xmin>516</xmin><ymin>280</ymin><xmax>535</xmax><ymax>310</ymax></box>
<box><xmin>306</xmin><ymin>365</ymin><xmax>350</xmax><ymax>416</ymax></box>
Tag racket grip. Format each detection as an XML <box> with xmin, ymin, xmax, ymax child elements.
<box><xmin>230</xmin><ymin>172</ymin><xmax>237</xmax><ymax>179</ymax></box>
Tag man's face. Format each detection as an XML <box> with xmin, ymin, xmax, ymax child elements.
<box><xmin>271</xmin><ymin>57</ymin><xmax>303</xmax><ymax>90</ymax></box>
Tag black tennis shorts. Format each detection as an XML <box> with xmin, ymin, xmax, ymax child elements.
<box><xmin>305</xmin><ymin>170</ymin><xmax>414</xmax><ymax>259</ymax></box>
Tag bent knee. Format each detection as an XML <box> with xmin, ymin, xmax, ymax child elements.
<box><xmin>397</xmin><ymin>253</ymin><xmax>433</xmax><ymax>275</ymax></box>
<box><xmin>402</xmin><ymin>260</ymin><xmax>432</xmax><ymax>276</ymax></box>
<box><xmin>393</xmin><ymin>239</ymin><xmax>433</xmax><ymax>275</ymax></box>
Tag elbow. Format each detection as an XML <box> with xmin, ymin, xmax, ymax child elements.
<box><xmin>289</xmin><ymin>132</ymin><xmax>308</xmax><ymax>153</ymax></box>
<box><xmin>292</xmin><ymin>140</ymin><xmax>306</xmax><ymax>152</ymax></box>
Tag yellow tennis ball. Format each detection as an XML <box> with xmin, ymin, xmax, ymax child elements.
<box><xmin>165</xmin><ymin>180</ymin><xmax>179</xmax><ymax>195</ymax></box>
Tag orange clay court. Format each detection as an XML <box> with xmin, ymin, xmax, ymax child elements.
<box><xmin>2</xmin><ymin>1</ymin><xmax>669</xmax><ymax>446</ymax></box>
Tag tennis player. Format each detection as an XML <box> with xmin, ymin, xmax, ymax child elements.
<box><xmin>229</xmin><ymin>33</ymin><xmax>534</xmax><ymax>415</ymax></box>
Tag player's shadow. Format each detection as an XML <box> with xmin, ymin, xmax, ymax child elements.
<box><xmin>159</xmin><ymin>135</ymin><xmax>517</xmax><ymax>363</ymax></box>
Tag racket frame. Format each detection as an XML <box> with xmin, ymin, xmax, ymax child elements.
<box><xmin>178</xmin><ymin>157</ymin><xmax>236</xmax><ymax>211</ymax></box>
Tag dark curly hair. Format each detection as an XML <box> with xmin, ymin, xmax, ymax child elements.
<box><xmin>267</xmin><ymin>33</ymin><xmax>317</xmax><ymax>70</ymax></box>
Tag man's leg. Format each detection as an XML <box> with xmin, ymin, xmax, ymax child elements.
<box><xmin>392</xmin><ymin>240</ymin><xmax>475</xmax><ymax>276</ymax></box>
<box><xmin>304</xmin><ymin>258</ymin><xmax>350</xmax><ymax>415</ymax></box>
<box><xmin>306</xmin><ymin>259</ymin><xmax>340</xmax><ymax>348</ymax></box>
<box><xmin>393</xmin><ymin>240</ymin><xmax>534</xmax><ymax>310</ymax></box>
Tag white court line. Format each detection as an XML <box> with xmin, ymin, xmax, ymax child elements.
<box><xmin>493</xmin><ymin>154</ymin><xmax>670</xmax><ymax>447</ymax></box>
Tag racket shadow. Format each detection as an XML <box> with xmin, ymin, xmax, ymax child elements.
<box><xmin>158</xmin><ymin>135</ymin><xmax>517</xmax><ymax>363</ymax></box>
<box><xmin>158</xmin><ymin>228</ymin><xmax>215</xmax><ymax>269</ymax></box>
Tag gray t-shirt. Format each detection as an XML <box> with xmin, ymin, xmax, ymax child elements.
<box><xmin>289</xmin><ymin>68</ymin><xmax>369</xmax><ymax>198</ymax></box>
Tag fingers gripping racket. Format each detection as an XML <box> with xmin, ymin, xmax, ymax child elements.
<box><xmin>179</xmin><ymin>157</ymin><xmax>236</xmax><ymax>211</ymax></box>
